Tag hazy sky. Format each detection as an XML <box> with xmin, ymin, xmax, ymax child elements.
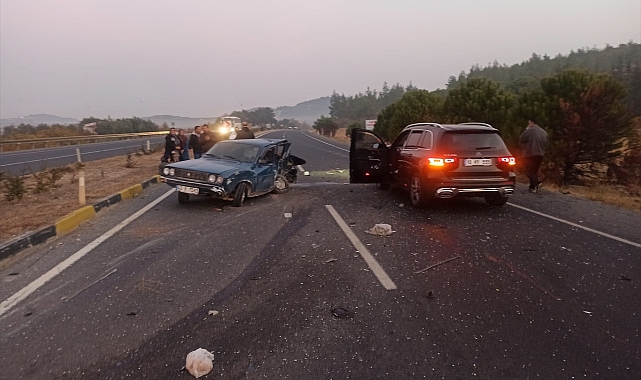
<box><xmin>1</xmin><ymin>0</ymin><xmax>639</xmax><ymax>120</ymax></box>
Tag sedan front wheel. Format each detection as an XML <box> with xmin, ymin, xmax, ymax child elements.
<box><xmin>232</xmin><ymin>182</ymin><xmax>248</xmax><ymax>207</ymax></box>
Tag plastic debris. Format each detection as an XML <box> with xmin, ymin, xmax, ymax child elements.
<box><xmin>208</xmin><ymin>310</ymin><xmax>219</xmax><ymax>316</ymax></box>
<box><xmin>583</xmin><ymin>310</ymin><xmax>593</xmax><ymax>315</ymax></box>
<box><xmin>284</xmin><ymin>213</ymin><xmax>292</xmax><ymax>218</ymax></box>
<box><xmin>331</xmin><ymin>307</ymin><xmax>355</xmax><ymax>319</ymax></box>
<box><xmin>365</xmin><ymin>224</ymin><xmax>395</xmax><ymax>236</ymax></box>
<box><xmin>185</xmin><ymin>348</ymin><xmax>215</xmax><ymax>378</ymax></box>
<box><xmin>324</xmin><ymin>258</ymin><xmax>337</xmax><ymax>263</ymax></box>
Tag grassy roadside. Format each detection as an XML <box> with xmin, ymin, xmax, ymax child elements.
<box><xmin>0</xmin><ymin>151</ymin><xmax>164</xmax><ymax>243</ymax></box>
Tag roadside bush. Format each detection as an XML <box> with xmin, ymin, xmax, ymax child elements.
<box><xmin>4</xmin><ymin>173</ymin><xmax>26</xmax><ymax>201</ymax></box>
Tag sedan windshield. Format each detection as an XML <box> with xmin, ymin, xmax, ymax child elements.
<box><xmin>204</xmin><ymin>142</ymin><xmax>260</xmax><ymax>163</ymax></box>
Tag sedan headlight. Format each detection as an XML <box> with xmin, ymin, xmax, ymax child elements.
<box><xmin>208</xmin><ymin>174</ymin><xmax>217</xmax><ymax>183</ymax></box>
<box><xmin>215</xmin><ymin>176</ymin><xmax>224</xmax><ymax>184</ymax></box>
<box><xmin>163</xmin><ymin>167</ymin><xmax>175</xmax><ymax>176</ymax></box>
<box><xmin>169</xmin><ymin>168</ymin><xmax>175</xmax><ymax>176</ymax></box>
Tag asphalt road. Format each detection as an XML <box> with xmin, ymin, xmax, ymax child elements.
<box><xmin>0</xmin><ymin>136</ymin><xmax>166</xmax><ymax>176</ymax></box>
<box><xmin>0</xmin><ymin>130</ymin><xmax>639</xmax><ymax>379</ymax></box>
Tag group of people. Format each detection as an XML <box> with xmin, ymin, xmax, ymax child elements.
<box><xmin>163</xmin><ymin>122</ymin><xmax>255</xmax><ymax>163</ymax></box>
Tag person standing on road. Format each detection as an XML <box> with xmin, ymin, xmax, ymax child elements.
<box><xmin>199</xmin><ymin>124</ymin><xmax>217</xmax><ymax>153</ymax></box>
<box><xmin>235</xmin><ymin>122</ymin><xmax>255</xmax><ymax>139</ymax></box>
<box><xmin>177</xmin><ymin>128</ymin><xmax>188</xmax><ymax>161</ymax></box>
<box><xmin>163</xmin><ymin>127</ymin><xmax>180</xmax><ymax>163</ymax></box>
<box><xmin>189</xmin><ymin>125</ymin><xmax>203</xmax><ymax>159</ymax></box>
<box><xmin>519</xmin><ymin>119</ymin><xmax>549</xmax><ymax>193</ymax></box>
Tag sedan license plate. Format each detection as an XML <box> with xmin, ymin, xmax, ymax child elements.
<box><xmin>177</xmin><ymin>185</ymin><xmax>199</xmax><ymax>195</ymax></box>
<box><xmin>464</xmin><ymin>158</ymin><xmax>492</xmax><ymax>167</ymax></box>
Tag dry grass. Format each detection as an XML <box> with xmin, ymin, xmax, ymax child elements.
<box><xmin>0</xmin><ymin>151</ymin><xmax>164</xmax><ymax>243</ymax></box>
<box><xmin>539</xmin><ymin>181</ymin><xmax>641</xmax><ymax>212</ymax></box>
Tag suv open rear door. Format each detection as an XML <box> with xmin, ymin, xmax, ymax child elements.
<box><xmin>350</xmin><ymin>129</ymin><xmax>388</xmax><ymax>183</ymax></box>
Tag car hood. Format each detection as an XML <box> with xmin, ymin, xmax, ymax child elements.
<box><xmin>168</xmin><ymin>158</ymin><xmax>252</xmax><ymax>176</ymax></box>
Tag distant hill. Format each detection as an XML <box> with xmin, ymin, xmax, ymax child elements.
<box><xmin>0</xmin><ymin>114</ymin><xmax>79</xmax><ymax>129</ymax></box>
<box><xmin>274</xmin><ymin>97</ymin><xmax>330</xmax><ymax>123</ymax></box>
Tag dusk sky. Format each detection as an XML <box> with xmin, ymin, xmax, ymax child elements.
<box><xmin>1</xmin><ymin>0</ymin><xmax>639</xmax><ymax>120</ymax></box>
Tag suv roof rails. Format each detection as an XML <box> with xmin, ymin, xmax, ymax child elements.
<box><xmin>403</xmin><ymin>122</ymin><xmax>443</xmax><ymax>130</ymax></box>
<box><xmin>458</xmin><ymin>122</ymin><xmax>495</xmax><ymax>129</ymax></box>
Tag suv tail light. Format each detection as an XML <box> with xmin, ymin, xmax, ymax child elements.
<box><xmin>496</xmin><ymin>156</ymin><xmax>516</xmax><ymax>169</ymax></box>
<box><xmin>427</xmin><ymin>157</ymin><xmax>458</xmax><ymax>169</ymax></box>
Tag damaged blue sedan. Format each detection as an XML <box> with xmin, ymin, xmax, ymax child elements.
<box><xmin>160</xmin><ymin>138</ymin><xmax>304</xmax><ymax>207</ymax></box>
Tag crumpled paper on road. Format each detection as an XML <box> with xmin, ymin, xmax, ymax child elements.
<box><xmin>365</xmin><ymin>223</ymin><xmax>395</xmax><ymax>236</ymax></box>
<box><xmin>186</xmin><ymin>348</ymin><xmax>214</xmax><ymax>378</ymax></box>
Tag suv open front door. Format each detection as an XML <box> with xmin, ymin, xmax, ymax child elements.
<box><xmin>350</xmin><ymin>129</ymin><xmax>388</xmax><ymax>183</ymax></box>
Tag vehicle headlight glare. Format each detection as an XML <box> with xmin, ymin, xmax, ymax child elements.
<box><xmin>218</xmin><ymin>126</ymin><xmax>228</xmax><ymax>134</ymax></box>
<box><xmin>208</xmin><ymin>174</ymin><xmax>217</xmax><ymax>183</ymax></box>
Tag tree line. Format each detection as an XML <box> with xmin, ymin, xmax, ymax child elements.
<box><xmin>1</xmin><ymin>116</ymin><xmax>159</xmax><ymax>139</ymax></box>
<box><xmin>311</xmin><ymin>43</ymin><xmax>641</xmax><ymax>186</ymax></box>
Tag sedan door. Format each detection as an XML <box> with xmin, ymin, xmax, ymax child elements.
<box><xmin>349</xmin><ymin>129</ymin><xmax>388</xmax><ymax>183</ymax></box>
<box><xmin>255</xmin><ymin>146</ymin><xmax>277</xmax><ymax>192</ymax></box>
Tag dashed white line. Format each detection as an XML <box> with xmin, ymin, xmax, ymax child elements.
<box><xmin>325</xmin><ymin>205</ymin><xmax>397</xmax><ymax>290</ymax></box>
<box><xmin>507</xmin><ymin>202</ymin><xmax>640</xmax><ymax>248</ymax></box>
<box><xmin>0</xmin><ymin>189</ymin><xmax>175</xmax><ymax>317</ymax></box>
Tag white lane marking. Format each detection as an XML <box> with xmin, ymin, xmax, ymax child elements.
<box><xmin>325</xmin><ymin>205</ymin><xmax>397</xmax><ymax>290</ymax></box>
<box><xmin>0</xmin><ymin>189</ymin><xmax>175</xmax><ymax>317</ymax></box>
<box><xmin>507</xmin><ymin>202</ymin><xmax>641</xmax><ymax>248</ymax></box>
<box><xmin>302</xmin><ymin>132</ymin><xmax>349</xmax><ymax>152</ymax></box>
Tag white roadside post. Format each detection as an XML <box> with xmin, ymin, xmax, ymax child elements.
<box><xmin>77</xmin><ymin>148</ymin><xmax>85</xmax><ymax>205</ymax></box>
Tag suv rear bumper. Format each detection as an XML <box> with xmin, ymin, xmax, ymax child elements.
<box><xmin>435</xmin><ymin>186</ymin><xmax>514</xmax><ymax>199</ymax></box>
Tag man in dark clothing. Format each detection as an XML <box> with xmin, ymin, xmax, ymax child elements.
<box><xmin>163</xmin><ymin>127</ymin><xmax>180</xmax><ymax>162</ymax></box>
<box><xmin>199</xmin><ymin>124</ymin><xmax>217</xmax><ymax>152</ymax></box>
<box><xmin>189</xmin><ymin>125</ymin><xmax>202</xmax><ymax>159</ymax></box>
<box><xmin>519</xmin><ymin>119</ymin><xmax>549</xmax><ymax>193</ymax></box>
<box><xmin>235</xmin><ymin>122</ymin><xmax>255</xmax><ymax>139</ymax></box>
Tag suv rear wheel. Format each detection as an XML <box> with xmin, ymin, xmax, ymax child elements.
<box><xmin>409</xmin><ymin>173</ymin><xmax>428</xmax><ymax>208</ymax></box>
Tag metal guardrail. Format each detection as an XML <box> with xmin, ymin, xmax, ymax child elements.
<box><xmin>0</xmin><ymin>131</ymin><xmax>168</xmax><ymax>152</ymax></box>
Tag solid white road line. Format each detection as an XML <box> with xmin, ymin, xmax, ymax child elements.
<box><xmin>325</xmin><ymin>205</ymin><xmax>397</xmax><ymax>290</ymax></box>
<box><xmin>302</xmin><ymin>132</ymin><xmax>349</xmax><ymax>152</ymax></box>
<box><xmin>0</xmin><ymin>189</ymin><xmax>175</xmax><ymax>317</ymax></box>
<box><xmin>507</xmin><ymin>202</ymin><xmax>641</xmax><ymax>248</ymax></box>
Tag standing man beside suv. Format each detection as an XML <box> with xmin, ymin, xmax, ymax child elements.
<box><xmin>519</xmin><ymin>119</ymin><xmax>549</xmax><ymax>193</ymax></box>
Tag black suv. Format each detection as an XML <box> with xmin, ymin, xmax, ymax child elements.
<box><xmin>349</xmin><ymin>123</ymin><xmax>516</xmax><ymax>207</ymax></box>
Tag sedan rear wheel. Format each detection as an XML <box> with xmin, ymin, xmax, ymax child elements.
<box><xmin>409</xmin><ymin>173</ymin><xmax>428</xmax><ymax>208</ymax></box>
<box><xmin>232</xmin><ymin>182</ymin><xmax>248</xmax><ymax>207</ymax></box>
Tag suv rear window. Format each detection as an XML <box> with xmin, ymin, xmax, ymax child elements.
<box><xmin>439</xmin><ymin>132</ymin><xmax>507</xmax><ymax>152</ymax></box>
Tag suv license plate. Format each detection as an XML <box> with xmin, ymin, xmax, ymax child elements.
<box><xmin>464</xmin><ymin>158</ymin><xmax>492</xmax><ymax>166</ymax></box>
<box><xmin>177</xmin><ymin>185</ymin><xmax>199</xmax><ymax>195</ymax></box>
